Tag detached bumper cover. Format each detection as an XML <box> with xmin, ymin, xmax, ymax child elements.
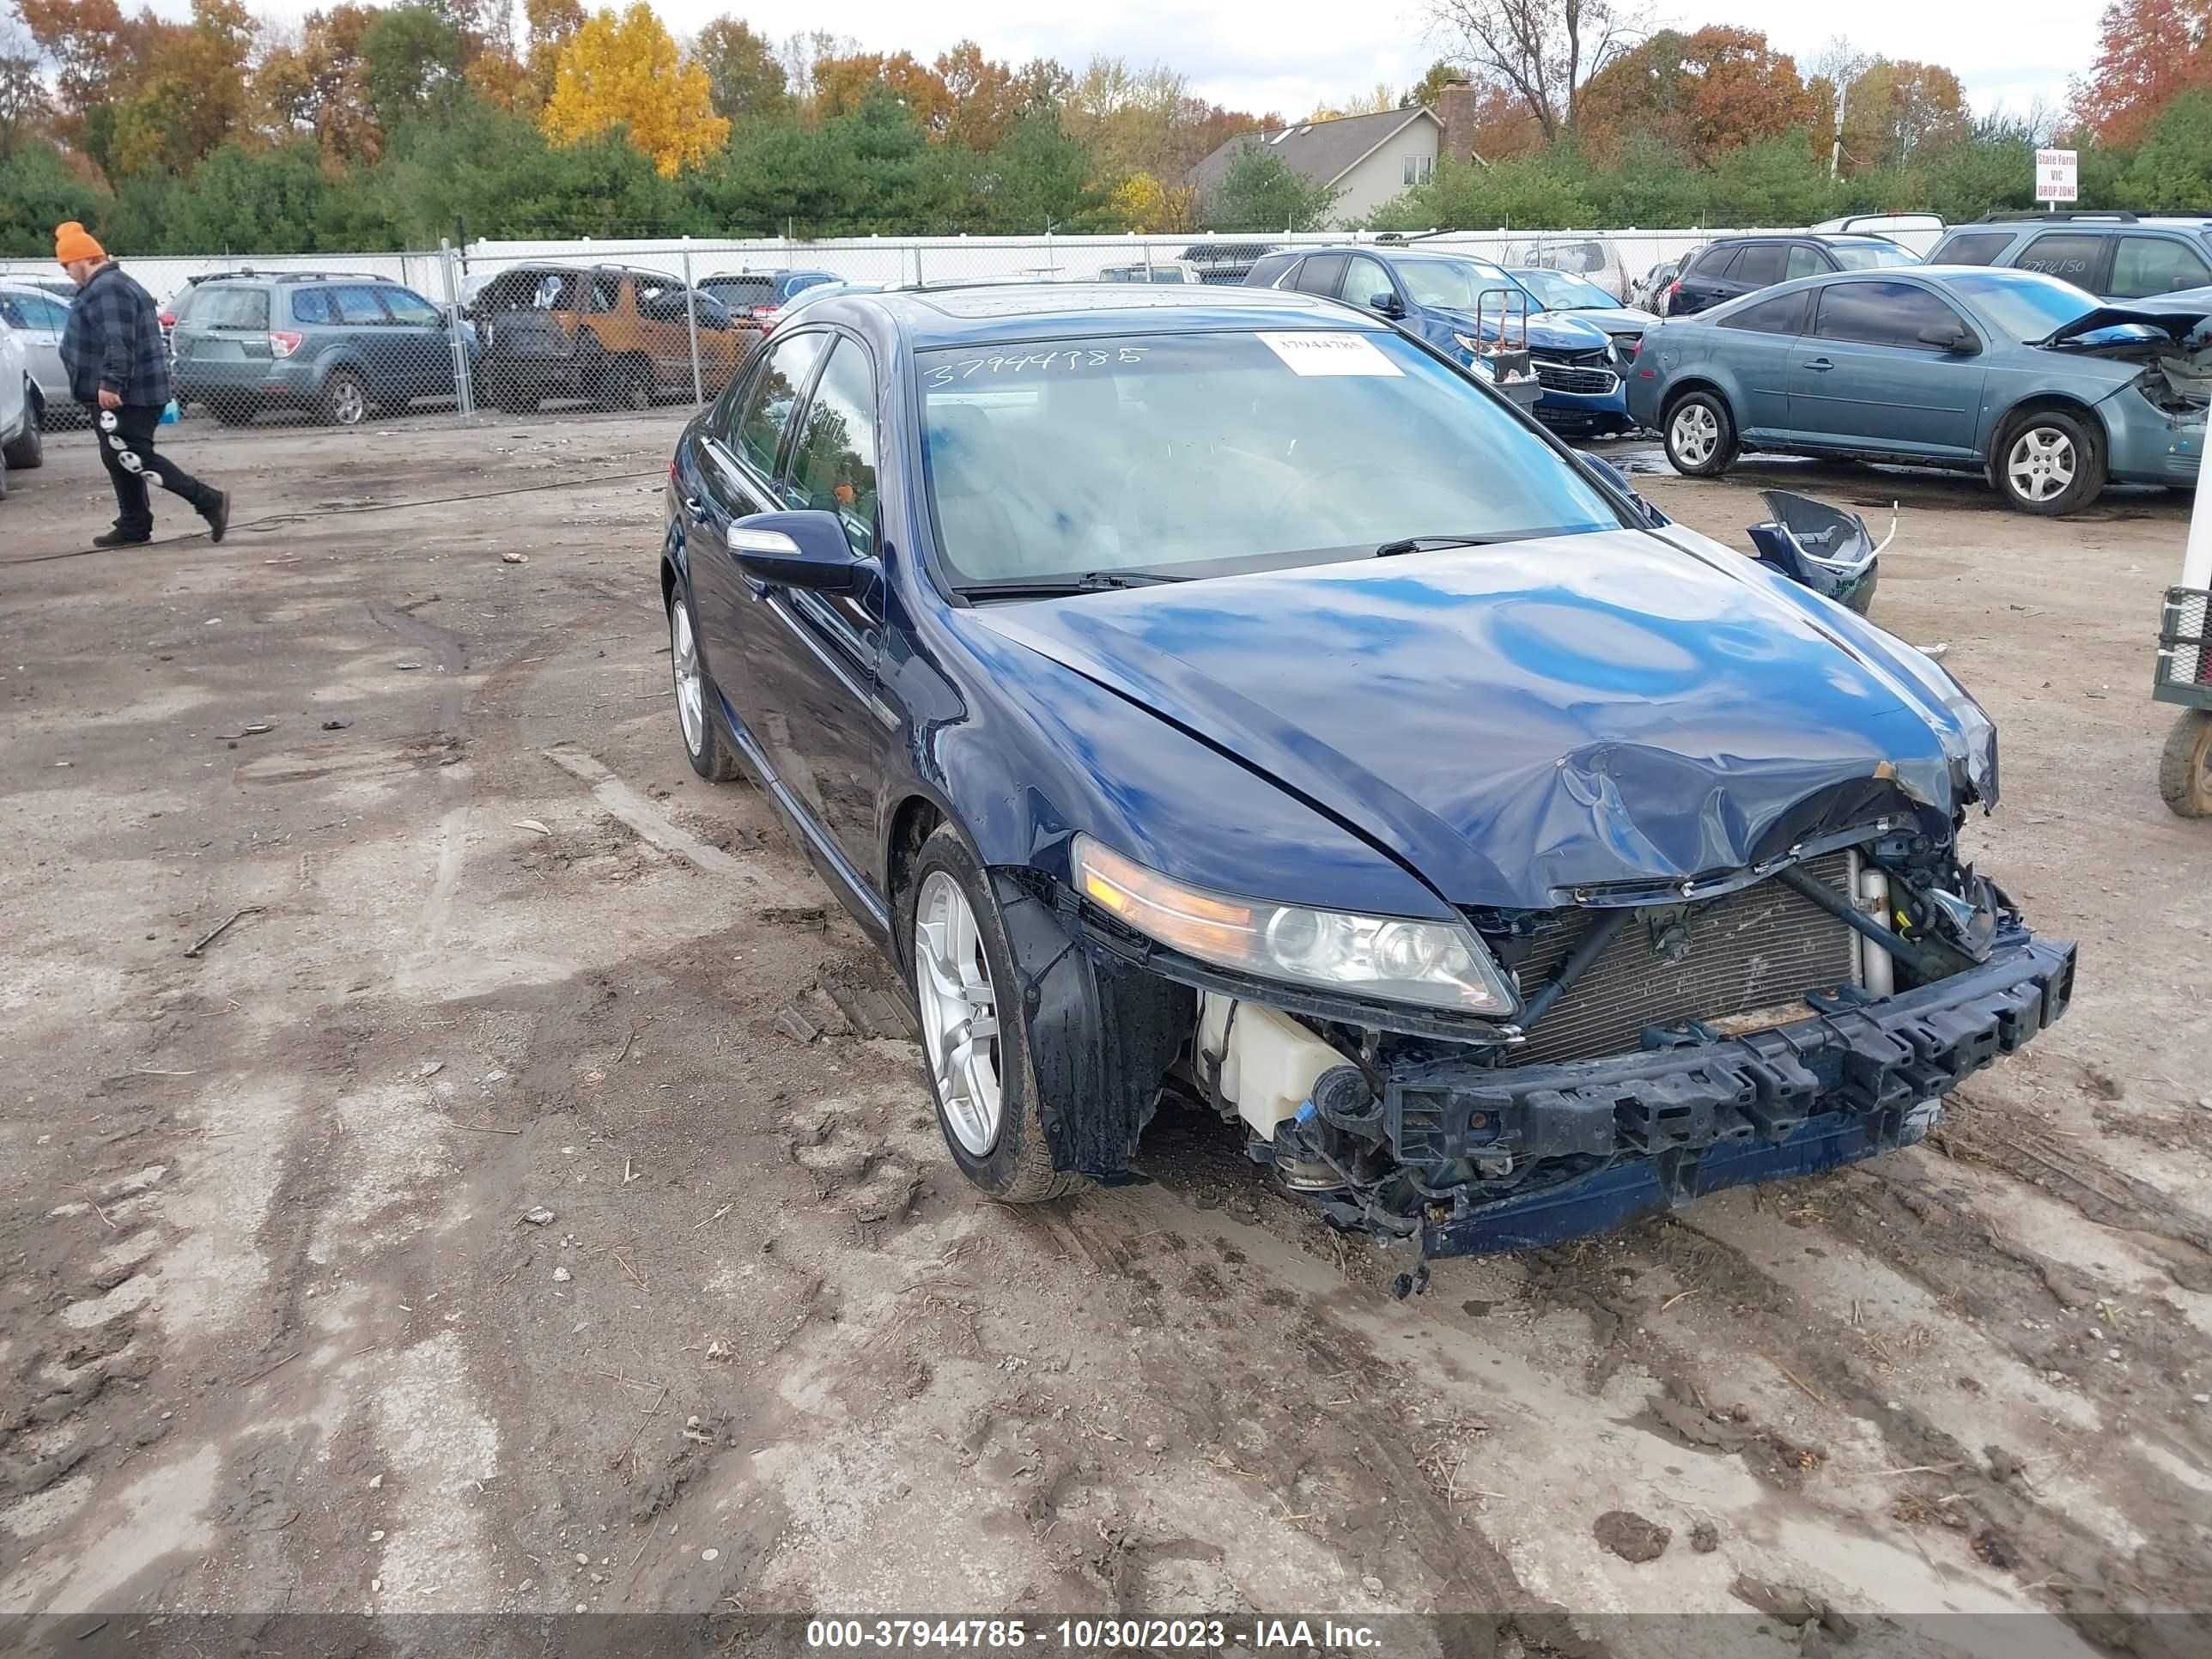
<box><xmin>1384</xmin><ymin>933</ymin><xmax>2075</xmax><ymax>1255</ymax></box>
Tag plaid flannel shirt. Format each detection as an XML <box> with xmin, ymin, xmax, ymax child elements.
<box><xmin>59</xmin><ymin>263</ymin><xmax>171</xmax><ymax>409</ymax></box>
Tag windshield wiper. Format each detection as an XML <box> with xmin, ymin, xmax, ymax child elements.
<box><xmin>959</xmin><ymin>569</ymin><xmax>1191</xmax><ymax>599</ymax></box>
<box><xmin>1372</xmin><ymin>533</ymin><xmax>1518</xmax><ymax>557</ymax></box>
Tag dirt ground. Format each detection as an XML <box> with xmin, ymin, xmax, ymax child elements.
<box><xmin>2</xmin><ymin>410</ymin><xmax>2209</xmax><ymax>1659</ymax></box>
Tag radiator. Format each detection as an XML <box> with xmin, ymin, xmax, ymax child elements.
<box><xmin>1504</xmin><ymin>852</ymin><xmax>1858</xmax><ymax>1066</ymax></box>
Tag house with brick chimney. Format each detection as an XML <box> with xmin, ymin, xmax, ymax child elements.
<box><xmin>1187</xmin><ymin>82</ymin><xmax>1486</xmax><ymax>229</ymax></box>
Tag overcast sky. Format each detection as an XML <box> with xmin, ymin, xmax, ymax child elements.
<box><xmin>143</xmin><ymin>0</ymin><xmax>2094</xmax><ymax>125</ymax></box>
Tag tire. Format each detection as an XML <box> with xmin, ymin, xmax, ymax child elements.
<box><xmin>1993</xmin><ymin>407</ymin><xmax>2104</xmax><ymax>515</ymax></box>
<box><xmin>603</xmin><ymin>356</ymin><xmax>651</xmax><ymax>412</ymax></box>
<box><xmin>0</xmin><ymin>439</ymin><xmax>9</xmax><ymax>502</ymax></box>
<box><xmin>492</xmin><ymin>385</ymin><xmax>543</xmax><ymax>415</ymax></box>
<box><xmin>3</xmin><ymin>389</ymin><xmax>41</xmax><ymax>469</ymax></box>
<box><xmin>668</xmin><ymin>578</ymin><xmax>740</xmax><ymax>782</ymax></box>
<box><xmin>1663</xmin><ymin>389</ymin><xmax>1738</xmax><ymax>477</ymax></box>
<box><xmin>2160</xmin><ymin>709</ymin><xmax>2212</xmax><ymax>818</ymax></box>
<box><xmin>902</xmin><ymin>824</ymin><xmax>1079</xmax><ymax>1205</ymax></box>
<box><xmin>320</xmin><ymin>369</ymin><xmax>368</xmax><ymax>428</ymax></box>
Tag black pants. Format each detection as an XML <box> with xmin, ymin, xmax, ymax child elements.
<box><xmin>94</xmin><ymin>404</ymin><xmax>217</xmax><ymax>536</ymax></box>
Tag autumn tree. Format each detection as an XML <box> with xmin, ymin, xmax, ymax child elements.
<box><xmin>1404</xmin><ymin>58</ymin><xmax>1462</xmax><ymax>110</ymax></box>
<box><xmin>935</xmin><ymin>40</ymin><xmax>1020</xmax><ymax>149</ymax></box>
<box><xmin>1307</xmin><ymin>84</ymin><xmax>1396</xmax><ymax>121</ymax></box>
<box><xmin>1423</xmin><ymin>0</ymin><xmax>1652</xmax><ymax>141</ymax></box>
<box><xmin>812</xmin><ymin>51</ymin><xmax>951</xmax><ymax>134</ymax></box>
<box><xmin>522</xmin><ymin>0</ymin><xmax>583</xmax><ymax>103</ymax></box>
<box><xmin>256</xmin><ymin>5</ymin><xmax>382</xmax><ymax>162</ymax></box>
<box><xmin>541</xmin><ymin>3</ymin><xmax>726</xmax><ymax>176</ymax></box>
<box><xmin>0</xmin><ymin>12</ymin><xmax>52</xmax><ymax>156</ymax></box>
<box><xmin>1577</xmin><ymin>27</ymin><xmax>1820</xmax><ymax>166</ymax></box>
<box><xmin>2072</xmin><ymin>0</ymin><xmax>2212</xmax><ymax>146</ymax></box>
<box><xmin>362</xmin><ymin>3</ymin><xmax>466</xmax><ymax>129</ymax></box>
<box><xmin>1108</xmin><ymin>169</ymin><xmax>1196</xmax><ymax>231</ymax></box>
<box><xmin>694</xmin><ymin>15</ymin><xmax>787</xmax><ymax>122</ymax></box>
<box><xmin>1838</xmin><ymin>58</ymin><xmax>1970</xmax><ymax>171</ymax></box>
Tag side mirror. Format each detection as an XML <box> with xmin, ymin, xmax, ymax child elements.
<box><xmin>730</xmin><ymin>510</ymin><xmax>876</xmax><ymax>595</ymax></box>
<box><xmin>1574</xmin><ymin>450</ymin><xmax>1668</xmax><ymax>527</ymax></box>
<box><xmin>1918</xmin><ymin>322</ymin><xmax>1977</xmax><ymax>354</ymax></box>
<box><xmin>1370</xmin><ymin>290</ymin><xmax>1405</xmax><ymax>319</ymax></box>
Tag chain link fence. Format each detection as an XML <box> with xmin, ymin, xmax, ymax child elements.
<box><xmin>3</xmin><ymin>228</ymin><xmax>1802</xmax><ymax>444</ymax></box>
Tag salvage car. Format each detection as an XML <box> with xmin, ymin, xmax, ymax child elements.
<box><xmin>0</xmin><ymin>319</ymin><xmax>39</xmax><ymax>499</ymax></box>
<box><xmin>1630</xmin><ymin>266</ymin><xmax>2209</xmax><ymax>514</ymax></box>
<box><xmin>659</xmin><ymin>283</ymin><xmax>2075</xmax><ymax>1263</ymax></box>
<box><xmin>469</xmin><ymin>264</ymin><xmax>754</xmax><ymax>412</ymax></box>
<box><xmin>1926</xmin><ymin>212</ymin><xmax>2212</xmax><ymax>302</ymax></box>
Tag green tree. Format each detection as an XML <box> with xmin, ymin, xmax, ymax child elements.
<box><xmin>2113</xmin><ymin>88</ymin><xmax>2212</xmax><ymax>207</ymax></box>
<box><xmin>969</xmin><ymin>107</ymin><xmax>1104</xmax><ymax>231</ymax></box>
<box><xmin>1702</xmin><ymin>131</ymin><xmax>1836</xmax><ymax>222</ymax></box>
<box><xmin>693</xmin><ymin>15</ymin><xmax>787</xmax><ymax>122</ymax></box>
<box><xmin>1205</xmin><ymin>141</ymin><xmax>1338</xmax><ymax>231</ymax></box>
<box><xmin>0</xmin><ymin>139</ymin><xmax>99</xmax><ymax>254</ymax></box>
<box><xmin>1368</xmin><ymin>150</ymin><xmax>1599</xmax><ymax>230</ymax></box>
<box><xmin>362</xmin><ymin>3</ymin><xmax>468</xmax><ymax>130</ymax></box>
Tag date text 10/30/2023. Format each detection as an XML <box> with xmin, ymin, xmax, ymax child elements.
<box><xmin>804</xmin><ymin>1619</ymin><xmax>1385</xmax><ymax>1650</ymax></box>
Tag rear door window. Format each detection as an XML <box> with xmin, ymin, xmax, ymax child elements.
<box><xmin>1784</xmin><ymin>246</ymin><xmax>1825</xmax><ymax>281</ymax></box>
<box><xmin>1937</xmin><ymin>231</ymin><xmax>2014</xmax><ymax>266</ymax></box>
<box><xmin>2017</xmin><ymin>234</ymin><xmax>2111</xmax><ymax>290</ymax></box>
<box><xmin>2109</xmin><ymin>235</ymin><xmax>2212</xmax><ymax>299</ymax></box>
<box><xmin>1339</xmin><ymin>256</ymin><xmax>1395</xmax><ymax>310</ymax></box>
<box><xmin>1719</xmin><ymin>289</ymin><xmax>1812</xmax><ymax>336</ymax></box>
<box><xmin>1292</xmin><ymin>253</ymin><xmax>1348</xmax><ymax>297</ymax></box>
<box><xmin>196</xmin><ymin>287</ymin><xmax>271</xmax><ymax>329</ymax></box>
<box><xmin>290</xmin><ymin>289</ymin><xmax>335</xmax><ymax>324</ymax></box>
<box><xmin>0</xmin><ymin>295</ymin><xmax>26</xmax><ymax>329</ymax></box>
<box><xmin>1729</xmin><ymin>244</ymin><xmax>1788</xmax><ymax>286</ymax></box>
<box><xmin>587</xmin><ymin>273</ymin><xmax>621</xmax><ymax>313</ymax></box>
<box><xmin>332</xmin><ymin>286</ymin><xmax>389</xmax><ymax>324</ymax></box>
<box><xmin>729</xmin><ymin>330</ymin><xmax>828</xmax><ymax>474</ymax></box>
<box><xmin>1690</xmin><ymin>246</ymin><xmax>1741</xmax><ymax>278</ymax></box>
<box><xmin>1813</xmin><ymin>281</ymin><xmax>1970</xmax><ymax>349</ymax></box>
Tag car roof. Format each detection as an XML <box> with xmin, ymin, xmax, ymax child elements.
<box><xmin>825</xmin><ymin>283</ymin><xmax>1386</xmax><ymax>349</ymax></box>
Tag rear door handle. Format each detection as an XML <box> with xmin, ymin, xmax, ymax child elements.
<box><xmin>1803</xmin><ymin>358</ymin><xmax>1834</xmax><ymax>371</ymax></box>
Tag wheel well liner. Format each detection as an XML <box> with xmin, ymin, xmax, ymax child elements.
<box><xmin>1993</xmin><ymin>393</ymin><xmax>2106</xmax><ymax>459</ymax></box>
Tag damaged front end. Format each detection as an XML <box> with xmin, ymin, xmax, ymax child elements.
<box><xmin>1036</xmin><ymin>818</ymin><xmax>2072</xmax><ymax>1264</ymax></box>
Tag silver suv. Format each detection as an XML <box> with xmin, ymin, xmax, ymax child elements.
<box><xmin>1928</xmin><ymin>212</ymin><xmax>2212</xmax><ymax>302</ymax></box>
<box><xmin>171</xmin><ymin>271</ymin><xmax>473</xmax><ymax>426</ymax></box>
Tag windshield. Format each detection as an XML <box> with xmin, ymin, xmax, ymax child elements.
<box><xmin>1943</xmin><ymin>268</ymin><xmax>2149</xmax><ymax>343</ymax></box>
<box><xmin>1828</xmin><ymin>241</ymin><xmax>1918</xmax><ymax>270</ymax></box>
<box><xmin>1394</xmin><ymin>258</ymin><xmax>1515</xmax><ymax>313</ymax></box>
<box><xmin>1509</xmin><ymin>269</ymin><xmax>1618</xmax><ymax>311</ymax></box>
<box><xmin>920</xmin><ymin>329</ymin><xmax>1623</xmax><ymax>591</ymax></box>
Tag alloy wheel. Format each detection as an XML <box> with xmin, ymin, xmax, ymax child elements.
<box><xmin>670</xmin><ymin>599</ymin><xmax>705</xmax><ymax>756</ymax></box>
<box><xmin>1670</xmin><ymin>403</ymin><xmax>1717</xmax><ymax>466</ymax></box>
<box><xmin>2006</xmin><ymin>427</ymin><xmax>2075</xmax><ymax>504</ymax></box>
<box><xmin>914</xmin><ymin>870</ymin><xmax>1002</xmax><ymax>1157</ymax></box>
<box><xmin>330</xmin><ymin>377</ymin><xmax>367</xmax><ymax>426</ymax></box>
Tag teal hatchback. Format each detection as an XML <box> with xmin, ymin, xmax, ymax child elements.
<box><xmin>1626</xmin><ymin>265</ymin><xmax>2208</xmax><ymax>514</ymax></box>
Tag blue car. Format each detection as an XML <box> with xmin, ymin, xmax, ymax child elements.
<box><xmin>1245</xmin><ymin>246</ymin><xmax>1634</xmax><ymax>434</ymax></box>
<box><xmin>1628</xmin><ymin>265</ymin><xmax>2209</xmax><ymax>514</ymax></box>
<box><xmin>661</xmin><ymin>283</ymin><xmax>2071</xmax><ymax>1261</ymax></box>
<box><xmin>698</xmin><ymin>268</ymin><xmax>841</xmax><ymax>326</ymax></box>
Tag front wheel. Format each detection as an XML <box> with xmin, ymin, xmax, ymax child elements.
<box><xmin>2160</xmin><ymin>709</ymin><xmax>2212</xmax><ymax>818</ymax></box>
<box><xmin>1995</xmin><ymin>409</ymin><xmax>2103</xmax><ymax>515</ymax></box>
<box><xmin>1663</xmin><ymin>391</ymin><xmax>1738</xmax><ymax>477</ymax></box>
<box><xmin>3</xmin><ymin>391</ymin><xmax>40</xmax><ymax>469</ymax></box>
<box><xmin>903</xmin><ymin>826</ymin><xmax>1079</xmax><ymax>1205</ymax></box>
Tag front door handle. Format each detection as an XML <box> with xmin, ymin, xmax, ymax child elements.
<box><xmin>684</xmin><ymin>496</ymin><xmax>705</xmax><ymax>518</ymax></box>
<box><xmin>1802</xmin><ymin>358</ymin><xmax>1834</xmax><ymax>372</ymax></box>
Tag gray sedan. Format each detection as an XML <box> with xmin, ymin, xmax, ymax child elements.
<box><xmin>1625</xmin><ymin>266</ymin><xmax>2207</xmax><ymax>514</ymax></box>
<box><xmin>0</xmin><ymin>281</ymin><xmax>71</xmax><ymax>412</ymax></box>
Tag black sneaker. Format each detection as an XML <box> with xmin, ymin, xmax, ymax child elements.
<box><xmin>202</xmin><ymin>489</ymin><xmax>231</xmax><ymax>544</ymax></box>
<box><xmin>93</xmin><ymin>527</ymin><xmax>152</xmax><ymax>549</ymax></box>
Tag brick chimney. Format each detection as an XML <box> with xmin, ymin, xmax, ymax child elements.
<box><xmin>1436</xmin><ymin>80</ymin><xmax>1478</xmax><ymax>163</ymax></box>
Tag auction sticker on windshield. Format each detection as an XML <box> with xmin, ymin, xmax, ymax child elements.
<box><xmin>1256</xmin><ymin>331</ymin><xmax>1404</xmax><ymax>376</ymax></box>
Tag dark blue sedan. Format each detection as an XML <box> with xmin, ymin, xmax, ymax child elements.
<box><xmin>660</xmin><ymin>283</ymin><xmax>2072</xmax><ymax>1263</ymax></box>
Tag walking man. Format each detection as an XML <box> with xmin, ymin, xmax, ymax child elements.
<box><xmin>55</xmin><ymin>222</ymin><xmax>230</xmax><ymax>549</ymax></box>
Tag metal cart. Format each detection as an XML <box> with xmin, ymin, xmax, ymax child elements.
<box><xmin>2156</xmin><ymin>586</ymin><xmax>2212</xmax><ymax>817</ymax></box>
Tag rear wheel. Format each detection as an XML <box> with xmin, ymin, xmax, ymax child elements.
<box><xmin>2160</xmin><ymin>709</ymin><xmax>2212</xmax><ymax>818</ymax></box>
<box><xmin>3</xmin><ymin>389</ymin><xmax>41</xmax><ymax>469</ymax></box>
<box><xmin>603</xmin><ymin>356</ymin><xmax>651</xmax><ymax>412</ymax></box>
<box><xmin>668</xmin><ymin>580</ymin><xmax>739</xmax><ymax>782</ymax></box>
<box><xmin>902</xmin><ymin>827</ymin><xmax>1079</xmax><ymax>1204</ymax></box>
<box><xmin>1663</xmin><ymin>390</ymin><xmax>1738</xmax><ymax>477</ymax></box>
<box><xmin>1994</xmin><ymin>408</ymin><xmax>2103</xmax><ymax>515</ymax></box>
<box><xmin>320</xmin><ymin>369</ymin><xmax>368</xmax><ymax>428</ymax></box>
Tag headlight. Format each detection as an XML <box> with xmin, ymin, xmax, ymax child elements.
<box><xmin>1072</xmin><ymin>836</ymin><xmax>1516</xmax><ymax>1016</ymax></box>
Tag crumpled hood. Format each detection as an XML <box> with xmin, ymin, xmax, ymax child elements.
<box><xmin>1437</xmin><ymin>304</ymin><xmax>1613</xmax><ymax>356</ymax></box>
<box><xmin>966</xmin><ymin>530</ymin><xmax>1995</xmax><ymax>910</ymax></box>
<box><xmin>1559</xmin><ymin>305</ymin><xmax>1658</xmax><ymax>337</ymax></box>
<box><xmin>2040</xmin><ymin>303</ymin><xmax>2212</xmax><ymax>349</ymax></box>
